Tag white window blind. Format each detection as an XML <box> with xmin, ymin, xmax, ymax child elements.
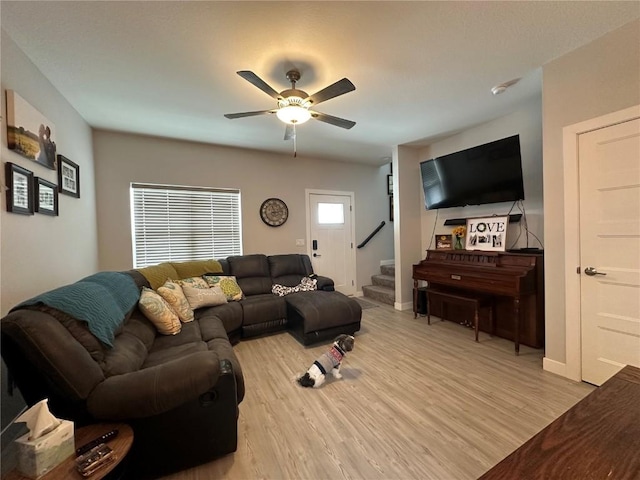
<box><xmin>131</xmin><ymin>183</ymin><xmax>242</xmax><ymax>268</ymax></box>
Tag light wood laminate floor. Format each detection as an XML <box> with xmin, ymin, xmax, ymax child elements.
<box><xmin>161</xmin><ymin>303</ymin><xmax>594</xmax><ymax>480</ymax></box>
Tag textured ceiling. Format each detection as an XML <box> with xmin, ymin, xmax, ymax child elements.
<box><xmin>2</xmin><ymin>1</ymin><xmax>638</xmax><ymax>165</ymax></box>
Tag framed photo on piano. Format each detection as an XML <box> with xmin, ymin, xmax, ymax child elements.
<box><xmin>435</xmin><ymin>234</ymin><xmax>452</xmax><ymax>249</ymax></box>
<box><xmin>465</xmin><ymin>216</ymin><xmax>507</xmax><ymax>252</ymax></box>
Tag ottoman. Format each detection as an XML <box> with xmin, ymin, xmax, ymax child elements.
<box><xmin>285</xmin><ymin>291</ymin><xmax>362</xmax><ymax>345</ymax></box>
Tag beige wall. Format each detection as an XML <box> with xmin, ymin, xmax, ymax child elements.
<box><xmin>542</xmin><ymin>19</ymin><xmax>640</xmax><ymax>365</ymax></box>
<box><xmin>93</xmin><ymin>130</ymin><xmax>394</xmax><ymax>291</ymax></box>
<box><xmin>418</xmin><ymin>96</ymin><xmax>544</xmax><ymax>251</ymax></box>
<box><xmin>0</xmin><ymin>30</ymin><xmax>98</xmax><ymax>315</ymax></box>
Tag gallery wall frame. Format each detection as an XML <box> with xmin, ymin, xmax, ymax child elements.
<box><xmin>465</xmin><ymin>215</ymin><xmax>508</xmax><ymax>251</ymax></box>
<box><xmin>387</xmin><ymin>174</ymin><xmax>393</xmax><ymax>195</ymax></box>
<box><xmin>5</xmin><ymin>162</ymin><xmax>34</xmax><ymax>215</ymax></box>
<box><xmin>35</xmin><ymin>177</ymin><xmax>59</xmax><ymax>216</ymax></box>
<box><xmin>6</xmin><ymin>90</ymin><xmax>57</xmax><ymax>170</ymax></box>
<box><xmin>57</xmin><ymin>155</ymin><xmax>80</xmax><ymax>198</ymax></box>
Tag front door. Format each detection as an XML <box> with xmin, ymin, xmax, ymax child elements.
<box><xmin>579</xmin><ymin>117</ymin><xmax>640</xmax><ymax>385</ymax></box>
<box><xmin>308</xmin><ymin>192</ymin><xmax>356</xmax><ymax>296</ymax></box>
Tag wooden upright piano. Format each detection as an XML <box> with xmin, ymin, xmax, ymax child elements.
<box><xmin>413</xmin><ymin>250</ymin><xmax>544</xmax><ymax>353</ymax></box>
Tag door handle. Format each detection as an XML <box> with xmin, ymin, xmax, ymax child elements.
<box><xmin>313</xmin><ymin>253</ymin><xmax>322</xmax><ymax>257</ymax></box>
<box><xmin>584</xmin><ymin>267</ymin><xmax>606</xmax><ymax>276</ymax></box>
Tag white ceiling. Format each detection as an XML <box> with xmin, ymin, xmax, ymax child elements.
<box><xmin>2</xmin><ymin>1</ymin><xmax>638</xmax><ymax>166</ymax></box>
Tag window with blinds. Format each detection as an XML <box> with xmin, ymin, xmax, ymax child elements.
<box><xmin>130</xmin><ymin>183</ymin><xmax>242</xmax><ymax>268</ymax></box>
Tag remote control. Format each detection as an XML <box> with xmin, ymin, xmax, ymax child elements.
<box><xmin>76</xmin><ymin>429</ymin><xmax>119</xmax><ymax>456</ymax></box>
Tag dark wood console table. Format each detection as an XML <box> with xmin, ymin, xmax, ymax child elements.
<box><xmin>413</xmin><ymin>249</ymin><xmax>544</xmax><ymax>353</ymax></box>
<box><xmin>480</xmin><ymin>365</ymin><xmax>640</xmax><ymax>479</ymax></box>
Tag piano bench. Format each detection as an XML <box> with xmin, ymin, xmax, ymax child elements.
<box><xmin>426</xmin><ymin>289</ymin><xmax>494</xmax><ymax>342</ymax></box>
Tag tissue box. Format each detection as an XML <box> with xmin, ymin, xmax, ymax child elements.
<box><xmin>15</xmin><ymin>420</ymin><xmax>74</xmax><ymax>479</ymax></box>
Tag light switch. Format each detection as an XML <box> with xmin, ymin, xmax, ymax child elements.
<box><xmin>295</xmin><ymin>239</ymin><xmax>305</xmax><ymax>246</ymax></box>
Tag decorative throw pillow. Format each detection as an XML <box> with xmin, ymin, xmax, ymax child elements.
<box><xmin>175</xmin><ymin>276</ymin><xmax>209</xmax><ymax>290</ymax></box>
<box><xmin>138</xmin><ymin>287</ymin><xmax>181</xmax><ymax>335</ymax></box>
<box><xmin>182</xmin><ymin>285</ymin><xmax>228</xmax><ymax>309</ymax></box>
<box><xmin>202</xmin><ymin>275</ymin><xmax>244</xmax><ymax>301</ymax></box>
<box><xmin>157</xmin><ymin>280</ymin><xmax>194</xmax><ymax>323</ymax></box>
<box><xmin>299</xmin><ymin>276</ymin><xmax>318</xmax><ymax>291</ymax></box>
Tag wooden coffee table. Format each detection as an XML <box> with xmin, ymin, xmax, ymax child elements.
<box><xmin>4</xmin><ymin>423</ymin><xmax>133</xmax><ymax>480</ymax></box>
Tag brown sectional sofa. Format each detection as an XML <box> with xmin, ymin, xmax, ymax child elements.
<box><xmin>1</xmin><ymin>253</ymin><xmax>361</xmax><ymax>477</ymax></box>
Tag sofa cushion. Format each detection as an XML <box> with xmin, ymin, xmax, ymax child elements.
<box><xmin>157</xmin><ymin>280</ymin><xmax>194</xmax><ymax>323</ymax></box>
<box><xmin>171</xmin><ymin>259</ymin><xmax>223</xmax><ymax>279</ymax></box>
<box><xmin>137</xmin><ymin>263</ymin><xmax>179</xmax><ymax>290</ymax></box>
<box><xmin>143</xmin><ymin>342</ymin><xmax>208</xmax><ymax>369</ymax></box>
<box><xmin>196</xmin><ymin>314</ymin><xmax>229</xmax><ymax>342</ymax></box>
<box><xmin>268</xmin><ymin>254</ymin><xmax>313</xmax><ymax>286</ymax></box>
<box><xmin>138</xmin><ymin>287</ymin><xmax>182</xmax><ymax>335</ymax></box>
<box><xmin>240</xmin><ymin>294</ymin><xmax>287</xmax><ymax>326</ymax></box>
<box><xmin>182</xmin><ymin>285</ymin><xmax>228</xmax><ymax>309</ymax></box>
<box><xmin>202</xmin><ymin>275</ymin><xmax>244</xmax><ymax>301</ymax></box>
<box><xmin>228</xmin><ymin>254</ymin><xmax>272</xmax><ymax>295</ymax></box>
<box><xmin>196</xmin><ymin>302</ymin><xmax>242</xmax><ymax>334</ymax></box>
<box><xmin>101</xmin><ymin>314</ymin><xmax>156</xmax><ymax>377</ymax></box>
<box><xmin>149</xmin><ymin>320</ymin><xmax>203</xmax><ymax>352</ymax></box>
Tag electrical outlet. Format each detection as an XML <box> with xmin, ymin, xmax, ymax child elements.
<box><xmin>295</xmin><ymin>239</ymin><xmax>305</xmax><ymax>246</ymax></box>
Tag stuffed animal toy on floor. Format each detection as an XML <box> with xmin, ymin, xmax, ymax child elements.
<box><xmin>297</xmin><ymin>334</ymin><xmax>355</xmax><ymax>388</ymax></box>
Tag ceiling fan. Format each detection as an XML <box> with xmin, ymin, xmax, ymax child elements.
<box><xmin>224</xmin><ymin>69</ymin><xmax>356</xmax><ymax>154</ymax></box>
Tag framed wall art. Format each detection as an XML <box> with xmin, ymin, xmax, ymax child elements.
<box><xmin>35</xmin><ymin>177</ymin><xmax>59</xmax><ymax>216</ymax></box>
<box><xmin>5</xmin><ymin>162</ymin><xmax>34</xmax><ymax>215</ymax></box>
<box><xmin>387</xmin><ymin>174</ymin><xmax>393</xmax><ymax>195</ymax></box>
<box><xmin>465</xmin><ymin>215</ymin><xmax>508</xmax><ymax>252</ymax></box>
<box><xmin>57</xmin><ymin>155</ymin><xmax>80</xmax><ymax>198</ymax></box>
<box><xmin>389</xmin><ymin>195</ymin><xmax>394</xmax><ymax>222</ymax></box>
<box><xmin>6</xmin><ymin>90</ymin><xmax>57</xmax><ymax>170</ymax></box>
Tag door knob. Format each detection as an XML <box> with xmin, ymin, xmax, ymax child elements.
<box><xmin>313</xmin><ymin>253</ymin><xmax>322</xmax><ymax>257</ymax></box>
<box><xmin>584</xmin><ymin>267</ymin><xmax>606</xmax><ymax>276</ymax></box>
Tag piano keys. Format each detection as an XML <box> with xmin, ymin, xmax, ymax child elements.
<box><xmin>413</xmin><ymin>250</ymin><xmax>544</xmax><ymax>353</ymax></box>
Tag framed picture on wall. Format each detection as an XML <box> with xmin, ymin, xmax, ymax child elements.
<box><xmin>465</xmin><ymin>216</ymin><xmax>508</xmax><ymax>251</ymax></box>
<box><xmin>6</xmin><ymin>90</ymin><xmax>57</xmax><ymax>170</ymax></box>
<box><xmin>387</xmin><ymin>174</ymin><xmax>393</xmax><ymax>195</ymax></box>
<box><xmin>389</xmin><ymin>195</ymin><xmax>394</xmax><ymax>222</ymax></box>
<box><xmin>35</xmin><ymin>177</ymin><xmax>59</xmax><ymax>216</ymax></box>
<box><xmin>57</xmin><ymin>155</ymin><xmax>80</xmax><ymax>198</ymax></box>
<box><xmin>5</xmin><ymin>162</ymin><xmax>34</xmax><ymax>215</ymax></box>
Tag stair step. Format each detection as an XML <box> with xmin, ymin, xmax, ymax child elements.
<box><xmin>362</xmin><ymin>285</ymin><xmax>395</xmax><ymax>306</ymax></box>
<box><xmin>372</xmin><ymin>274</ymin><xmax>395</xmax><ymax>288</ymax></box>
<box><xmin>380</xmin><ymin>264</ymin><xmax>395</xmax><ymax>276</ymax></box>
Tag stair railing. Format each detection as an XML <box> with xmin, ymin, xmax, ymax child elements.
<box><xmin>357</xmin><ymin>221</ymin><xmax>386</xmax><ymax>249</ymax></box>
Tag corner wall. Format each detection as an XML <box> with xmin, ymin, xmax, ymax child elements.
<box><xmin>542</xmin><ymin>19</ymin><xmax>640</xmax><ymax>368</ymax></box>
<box><xmin>92</xmin><ymin>130</ymin><xmax>394</xmax><ymax>291</ymax></box>
<box><xmin>0</xmin><ymin>29</ymin><xmax>97</xmax><ymax>430</ymax></box>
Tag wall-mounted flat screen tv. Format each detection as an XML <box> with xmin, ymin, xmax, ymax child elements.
<box><xmin>420</xmin><ymin>135</ymin><xmax>525</xmax><ymax>210</ymax></box>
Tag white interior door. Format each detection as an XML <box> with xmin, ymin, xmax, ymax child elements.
<box><xmin>579</xmin><ymin>117</ymin><xmax>640</xmax><ymax>386</ymax></box>
<box><xmin>308</xmin><ymin>193</ymin><xmax>355</xmax><ymax>296</ymax></box>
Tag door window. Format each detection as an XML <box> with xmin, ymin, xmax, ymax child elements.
<box><xmin>317</xmin><ymin>203</ymin><xmax>344</xmax><ymax>224</ymax></box>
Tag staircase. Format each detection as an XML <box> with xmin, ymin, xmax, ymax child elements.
<box><xmin>362</xmin><ymin>264</ymin><xmax>395</xmax><ymax>306</ymax></box>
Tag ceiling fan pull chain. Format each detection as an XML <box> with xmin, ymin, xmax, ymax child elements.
<box><xmin>293</xmin><ymin>124</ymin><xmax>297</xmax><ymax>158</ymax></box>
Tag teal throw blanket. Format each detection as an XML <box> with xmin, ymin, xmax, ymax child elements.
<box><xmin>13</xmin><ymin>272</ymin><xmax>139</xmax><ymax>347</ymax></box>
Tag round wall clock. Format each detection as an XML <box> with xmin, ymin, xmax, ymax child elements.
<box><xmin>260</xmin><ymin>198</ymin><xmax>289</xmax><ymax>227</ymax></box>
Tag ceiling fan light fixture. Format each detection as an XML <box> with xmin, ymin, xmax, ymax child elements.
<box><xmin>276</xmin><ymin>105</ymin><xmax>311</xmax><ymax>125</ymax></box>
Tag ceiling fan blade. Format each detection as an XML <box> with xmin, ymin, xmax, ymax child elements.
<box><xmin>284</xmin><ymin>124</ymin><xmax>295</xmax><ymax>141</ymax></box>
<box><xmin>310</xmin><ymin>111</ymin><xmax>356</xmax><ymax>129</ymax></box>
<box><xmin>224</xmin><ymin>110</ymin><xmax>275</xmax><ymax>119</ymax></box>
<box><xmin>306</xmin><ymin>78</ymin><xmax>355</xmax><ymax>106</ymax></box>
<box><xmin>237</xmin><ymin>71</ymin><xmax>281</xmax><ymax>100</ymax></box>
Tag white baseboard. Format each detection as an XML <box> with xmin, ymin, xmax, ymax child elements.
<box><xmin>394</xmin><ymin>301</ymin><xmax>412</xmax><ymax>311</ymax></box>
<box><xmin>543</xmin><ymin>357</ymin><xmax>568</xmax><ymax>378</ymax></box>
<box><xmin>380</xmin><ymin>259</ymin><xmax>395</xmax><ymax>266</ymax></box>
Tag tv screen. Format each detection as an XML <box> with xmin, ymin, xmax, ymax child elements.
<box><xmin>420</xmin><ymin>135</ymin><xmax>525</xmax><ymax>210</ymax></box>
